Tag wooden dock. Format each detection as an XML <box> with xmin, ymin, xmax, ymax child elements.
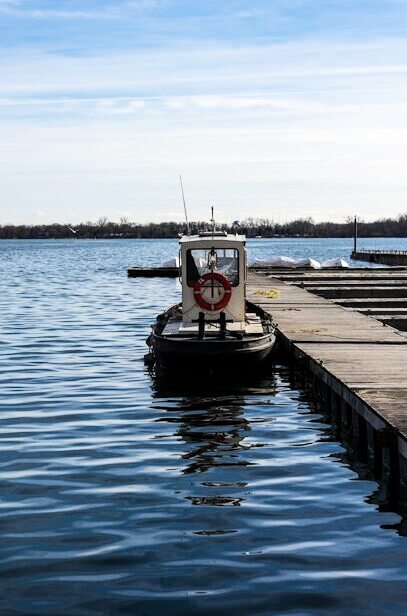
<box><xmin>254</xmin><ymin>267</ymin><xmax>407</xmax><ymax>331</ymax></box>
<box><xmin>247</xmin><ymin>271</ymin><xmax>407</xmax><ymax>496</ymax></box>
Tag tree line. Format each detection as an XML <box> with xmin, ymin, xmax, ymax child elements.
<box><xmin>1</xmin><ymin>214</ymin><xmax>407</xmax><ymax>239</ymax></box>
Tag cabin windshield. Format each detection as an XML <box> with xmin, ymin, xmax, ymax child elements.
<box><xmin>186</xmin><ymin>248</ymin><xmax>239</xmax><ymax>286</ymax></box>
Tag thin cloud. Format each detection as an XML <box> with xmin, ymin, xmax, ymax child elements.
<box><xmin>0</xmin><ymin>96</ymin><xmax>147</xmax><ymax>116</ymax></box>
<box><xmin>2</xmin><ymin>38</ymin><xmax>407</xmax><ymax>98</ymax></box>
<box><xmin>0</xmin><ymin>0</ymin><xmax>162</xmax><ymax>19</ymax></box>
<box><xmin>5</xmin><ymin>92</ymin><xmax>407</xmax><ymax>120</ymax></box>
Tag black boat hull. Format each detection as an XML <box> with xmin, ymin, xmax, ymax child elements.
<box><xmin>151</xmin><ymin>331</ymin><xmax>274</xmax><ymax>371</ymax></box>
<box><xmin>148</xmin><ymin>301</ymin><xmax>275</xmax><ymax>374</ymax></box>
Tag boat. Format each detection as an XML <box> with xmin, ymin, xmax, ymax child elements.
<box><xmin>146</xmin><ymin>226</ymin><xmax>275</xmax><ymax>373</ymax></box>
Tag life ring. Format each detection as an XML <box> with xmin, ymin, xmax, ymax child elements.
<box><xmin>193</xmin><ymin>272</ymin><xmax>232</xmax><ymax>312</ymax></box>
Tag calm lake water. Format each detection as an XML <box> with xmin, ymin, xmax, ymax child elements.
<box><xmin>0</xmin><ymin>238</ymin><xmax>407</xmax><ymax>615</ymax></box>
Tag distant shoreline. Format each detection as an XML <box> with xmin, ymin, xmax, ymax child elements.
<box><xmin>2</xmin><ymin>235</ymin><xmax>407</xmax><ymax>241</ymax></box>
<box><xmin>0</xmin><ymin>215</ymin><xmax>406</xmax><ymax>240</ymax></box>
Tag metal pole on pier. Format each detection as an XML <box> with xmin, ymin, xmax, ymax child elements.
<box><xmin>353</xmin><ymin>216</ymin><xmax>358</xmax><ymax>253</ymax></box>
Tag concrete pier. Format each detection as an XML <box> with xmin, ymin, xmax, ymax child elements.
<box><xmin>351</xmin><ymin>249</ymin><xmax>407</xmax><ymax>265</ymax></box>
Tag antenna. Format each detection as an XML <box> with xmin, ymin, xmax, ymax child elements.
<box><xmin>211</xmin><ymin>206</ymin><xmax>215</xmax><ymax>237</ymax></box>
<box><xmin>179</xmin><ymin>175</ymin><xmax>190</xmax><ymax>235</ymax></box>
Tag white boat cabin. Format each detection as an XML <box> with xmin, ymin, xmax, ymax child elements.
<box><xmin>159</xmin><ymin>231</ymin><xmax>265</xmax><ymax>338</ymax></box>
<box><xmin>179</xmin><ymin>231</ymin><xmax>247</xmax><ymax>325</ymax></box>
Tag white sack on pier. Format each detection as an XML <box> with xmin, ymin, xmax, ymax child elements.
<box><xmin>161</xmin><ymin>256</ymin><xmax>180</xmax><ymax>268</ymax></box>
<box><xmin>292</xmin><ymin>258</ymin><xmax>321</xmax><ymax>269</ymax></box>
<box><xmin>249</xmin><ymin>256</ymin><xmax>297</xmax><ymax>268</ymax></box>
<box><xmin>321</xmin><ymin>258</ymin><xmax>349</xmax><ymax>268</ymax></box>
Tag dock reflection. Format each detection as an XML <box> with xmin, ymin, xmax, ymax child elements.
<box><xmin>288</xmin><ymin>371</ymin><xmax>407</xmax><ymax>538</ymax></box>
<box><xmin>333</xmin><ymin>447</ymin><xmax>407</xmax><ymax>537</ymax></box>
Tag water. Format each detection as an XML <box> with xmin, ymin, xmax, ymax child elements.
<box><xmin>249</xmin><ymin>236</ymin><xmax>407</xmax><ymax>266</ymax></box>
<box><xmin>0</xmin><ymin>238</ymin><xmax>407</xmax><ymax>615</ymax></box>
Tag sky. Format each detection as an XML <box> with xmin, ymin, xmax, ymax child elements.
<box><xmin>1</xmin><ymin>1</ymin><xmax>407</xmax><ymax>225</ymax></box>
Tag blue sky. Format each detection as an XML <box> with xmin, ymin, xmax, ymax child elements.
<box><xmin>1</xmin><ymin>0</ymin><xmax>407</xmax><ymax>224</ymax></box>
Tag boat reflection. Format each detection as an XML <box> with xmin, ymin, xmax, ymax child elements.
<box><xmin>150</xmin><ymin>371</ymin><xmax>277</xmax><ymax>508</ymax></box>
<box><xmin>153</xmin><ymin>392</ymin><xmax>250</xmax><ymax>479</ymax></box>
<box><xmin>174</xmin><ymin>397</ymin><xmax>250</xmax><ymax>476</ymax></box>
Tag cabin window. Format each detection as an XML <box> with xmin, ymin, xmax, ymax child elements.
<box><xmin>186</xmin><ymin>248</ymin><xmax>239</xmax><ymax>286</ymax></box>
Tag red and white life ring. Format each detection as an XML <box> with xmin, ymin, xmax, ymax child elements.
<box><xmin>193</xmin><ymin>272</ymin><xmax>232</xmax><ymax>312</ymax></box>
